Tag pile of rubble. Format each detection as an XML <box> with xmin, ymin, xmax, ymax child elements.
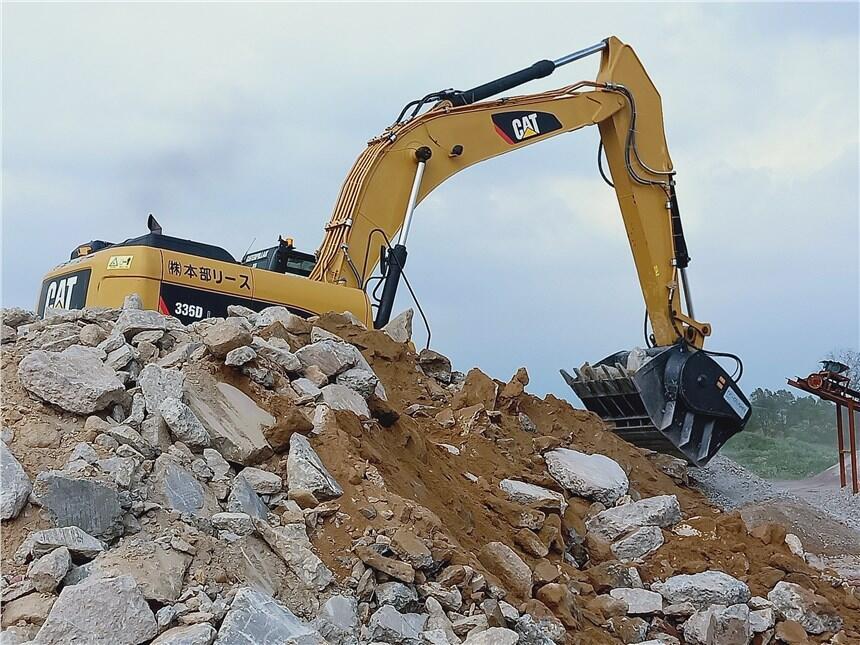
<box><xmin>1</xmin><ymin>299</ymin><xmax>857</xmax><ymax>645</ymax></box>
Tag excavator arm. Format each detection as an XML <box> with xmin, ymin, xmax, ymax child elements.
<box><xmin>311</xmin><ymin>37</ymin><xmax>707</xmax><ymax>348</ymax></box>
<box><xmin>312</xmin><ymin>36</ymin><xmax>750</xmax><ymax>465</ymax></box>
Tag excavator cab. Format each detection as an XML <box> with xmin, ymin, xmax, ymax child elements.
<box><xmin>241</xmin><ymin>237</ymin><xmax>317</xmax><ymax>277</ymax></box>
<box><xmin>562</xmin><ymin>345</ymin><xmax>751</xmax><ymax>467</ymax></box>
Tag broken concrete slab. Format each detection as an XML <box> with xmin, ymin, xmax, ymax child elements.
<box><xmin>225</xmin><ymin>346</ymin><xmax>256</xmax><ymax>367</ymax></box>
<box><xmin>610</xmin><ymin>525</ymin><xmax>665</xmax><ymax>561</ymax></box>
<box><xmin>367</xmin><ymin>605</ymin><xmax>426</xmax><ymax>644</ymax></box>
<box><xmin>213</xmin><ymin>587</ymin><xmax>324</xmax><ymax>645</ymax></box>
<box><xmin>27</xmin><ymin>547</ymin><xmax>71</xmax><ymax>593</ymax></box>
<box><xmin>286</xmin><ymin>433</ymin><xmax>343</xmax><ymax>500</ymax></box>
<box><xmin>227</xmin><ymin>475</ymin><xmax>269</xmax><ymax>520</ymax></box>
<box><xmin>253</xmin><ymin>518</ymin><xmax>334</xmax><ymax>591</ymax></box>
<box><xmin>85</xmin><ymin>539</ymin><xmax>193</xmax><ymax>602</ymax></box>
<box><xmin>586</xmin><ymin>494</ymin><xmax>682</xmax><ymax>542</ymax></box>
<box><xmin>609</xmin><ymin>588</ymin><xmax>663</xmax><ymax>615</ymax></box>
<box><xmin>381</xmin><ymin>309</ymin><xmax>413</xmax><ymax>343</ymax></box>
<box><xmin>139</xmin><ymin>363</ymin><xmax>186</xmax><ymax>415</ymax></box>
<box><xmin>17</xmin><ymin>346</ymin><xmax>126</xmax><ymax>414</ymax></box>
<box><xmin>544</xmin><ymin>448</ymin><xmax>629</xmax><ymax>506</ymax></box>
<box><xmin>201</xmin><ymin>318</ymin><xmax>253</xmax><ymax>358</ymax></box>
<box><xmin>499</xmin><ymin>479</ymin><xmax>567</xmax><ymax>515</ymax></box>
<box><xmin>20</xmin><ymin>526</ymin><xmax>105</xmax><ymax>562</ymax></box>
<box><xmin>186</xmin><ymin>380</ymin><xmax>274</xmax><ymax>465</ymax></box>
<box><xmin>114</xmin><ymin>309</ymin><xmax>169</xmax><ymax>338</ymax></box>
<box><xmin>35</xmin><ymin>574</ymin><xmax>157</xmax><ymax>644</ymax></box>
<box><xmin>32</xmin><ymin>470</ymin><xmax>125</xmax><ymax>540</ymax></box>
<box><xmin>320</xmin><ymin>383</ymin><xmax>371</xmax><ymax>418</ymax></box>
<box><xmin>294</xmin><ymin>339</ymin><xmax>359</xmax><ymax>378</ymax></box>
<box><xmin>478</xmin><ymin>542</ymin><xmax>532</xmax><ymax>601</ymax></box>
<box><xmin>236</xmin><ymin>467</ymin><xmax>282</xmax><ymax>495</ymax></box>
<box><xmin>767</xmin><ymin>581</ymin><xmax>843</xmax><ymax>635</ymax></box>
<box><xmin>1</xmin><ymin>442</ymin><xmax>31</xmax><ymax>519</ymax></box>
<box><xmin>311</xmin><ymin>594</ymin><xmax>359</xmax><ymax>645</ymax></box>
<box><xmin>149</xmin><ymin>455</ymin><xmax>221</xmax><ymax>518</ymax></box>
<box><xmin>652</xmin><ymin>571</ymin><xmax>751</xmax><ymax>610</ymax></box>
<box><xmin>418</xmin><ymin>349</ymin><xmax>452</xmax><ymax>384</ymax></box>
<box><xmin>151</xmin><ymin>623</ymin><xmax>217</xmax><ymax>645</ymax></box>
<box><xmin>160</xmin><ymin>397</ymin><xmax>211</xmax><ymax>447</ymax></box>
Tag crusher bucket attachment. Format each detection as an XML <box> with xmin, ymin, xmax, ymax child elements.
<box><xmin>561</xmin><ymin>344</ymin><xmax>751</xmax><ymax>466</ymax></box>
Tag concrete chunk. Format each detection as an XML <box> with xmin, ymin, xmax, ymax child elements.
<box><xmin>32</xmin><ymin>470</ymin><xmax>124</xmax><ymax>540</ymax></box>
<box><xmin>320</xmin><ymin>383</ymin><xmax>371</xmax><ymax>418</ymax></box>
<box><xmin>544</xmin><ymin>448</ymin><xmax>628</xmax><ymax>505</ymax></box>
<box><xmin>286</xmin><ymin>433</ymin><xmax>343</xmax><ymax>500</ymax></box>
<box><xmin>152</xmin><ymin>623</ymin><xmax>217</xmax><ymax>645</ymax></box>
<box><xmin>35</xmin><ymin>574</ymin><xmax>157</xmax><ymax>644</ymax></box>
<box><xmin>611</xmin><ymin>525</ymin><xmax>665</xmax><ymax>561</ymax></box>
<box><xmin>367</xmin><ymin>605</ymin><xmax>426</xmax><ymax>644</ymax></box>
<box><xmin>767</xmin><ymin>581</ymin><xmax>843</xmax><ymax>635</ymax></box>
<box><xmin>17</xmin><ymin>346</ymin><xmax>126</xmax><ymax>414</ymax></box>
<box><xmin>27</xmin><ymin>547</ymin><xmax>72</xmax><ymax>593</ymax></box>
<box><xmin>586</xmin><ymin>494</ymin><xmax>682</xmax><ymax>541</ymax></box>
<box><xmin>139</xmin><ymin>364</ymin><xmax>186</xmax><ymax>415</ymax></box>
<box><xmin>186</xmin><ymin>381</ymin><xmax>274</xmax><ymax>465</ymax></box>
<box><xmin>201</xmin><ymin>318</ymin><xmax>252</xmax><ymax>358</ymax></box>
<box><xmin>214</xmin><ymin>587</ymin><xmax>323</xmax><ymax>645</ymax></box>
<box><xmin>499</xmin><ymin>479</ymin><xmax>567</xmax><ymax>515</ymax></box>
<box><xmin>149</xmin><ymin>455</ymin><xmax>221</xmax><ymax>518</ymax></box>
<box><xmin>1</xmin><ymin>442</ymin><xmax>31</xmax><ymax>519</ymax></box>
<box><xmin>160</xmin><ymin>397</ymin><xmax>211</xmax><ymax>447</ymax></box>
<box><xmin>652</xmin><ymin>571</ymin><xmax>750</xmax><ymax>610</ymax></box>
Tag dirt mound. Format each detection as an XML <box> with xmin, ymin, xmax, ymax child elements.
<box><xmin>1</xmin><ymin>306</ymin><xmax>858</xmax><ymax>644</ymax></box>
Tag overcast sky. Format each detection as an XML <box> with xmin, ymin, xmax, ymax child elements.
<box><xmin>3</xmin><ymin>3</ymin><xmax>858</xmax><ymax>399</ymax></box>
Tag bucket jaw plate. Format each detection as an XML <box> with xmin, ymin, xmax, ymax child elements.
<box><xmin>562</xmin><ymin>345</ymin><xmax>751</xmax><ymax>466</ymax></box>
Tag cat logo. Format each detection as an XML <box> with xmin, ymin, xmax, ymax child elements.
<box><xmin>38</xmin><ymin>269</ymin><xmax>91</xmax><ymax>316</ymax></box>
<box><xmin>45</xmin><ymin>276</ymin><xmax>79</xmax><ymax>310</ymax></box>
<box><xmin>492</xmin><ymin>110</ymin><xmax>563</xmax><ymax>145</ymax></box>
<box><xmin>107</xmin><ymin>255</ymin><xmax>133</xmax><ymax>270</ymax></box>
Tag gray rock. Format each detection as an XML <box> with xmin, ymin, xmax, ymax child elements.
<box><xmin>214</xmin><ymin>587</ymin><xmax>323</xmax><ymax>645</ymax></box>
<box><xmin>139</xmin><ymin>364</ymin><xmax>186</xmax><ymax>415</ymax></box>
<box><xmin>462</xmin><ymin>628</ymin><xmax>519</xmax><ymax>645</ymax></box>
<box><xmin>32</xmin><ymin>470</ymin><xmax>124</xmax><ymax>540</ymax></box>
<box><xmin>34</xmin><ymin>574</ymin><xmax>157</xmax><ymax>644</ymax></box>
<box><xmin>514</xmin><ymin>614</ymin><xmax>556</xmax><ymax>645</ymax></box>
<box><xmin>286</xmin><ymin>433</ymin><xmax>343</xmax><ymax>500</ymax></box>
<box><xmin>98</xmin><ymin>333</ymin><xmax>126</xmax><ymax>353</ymax></box>
<box><xmin>17</xmin><ymin>346</ymin><xmax>126</xmax><ymax>414</ymax></box>
<box><xmin>123</xmin><ymin>293</ymin><xmax>143</xmax><ymax>310</ymax></box>
<box><xmin>225</xmin><ymin>346</ymin><xmax>257</xmax><ymax>367</ymax></box>
<box><xmin>367</xmin><ymin>605</ymin><xmax>426</xmax><ymax>644</ymax></box>
<box><xmin>586</xmin><ymin>494</ymin><xmax>682</xmax><ymax>541</ymax></box>
<box><xmin>749</xmin><ymin>608</ymin><xmax>775</xmax><ymax>634</ymax></box>
<box><xmin>149</xmin><ymin>455</ymin><xmax>221</xmax><ymax>518</ymax></box>
<box><xmin>236</xmin><ymin>467</ymin><xmax>282</xmax><ymax>495</ymax></box>
<box><xmin>105</xmin><ymin>343</ymin><xmax>136</xmax><ymax>370</ymax></box>
<box><xmin>152</xmin><ymin>624</ymin><xmax>217</xmax><ymax>645</ymax></box>
<box><xmin>376</xmin><ymin>582</ymin><xmax>419</xmax><ymax>611</ymax></box>
<box><xmin>252</xmin><ymin>518</ymin><xmax>333</xmax><ymax>591</ymax></box>
<box><xmin>158</xmin><ymin>342</ymin><xmax>202</xmax><ymax>369</ymax></box>
<box><xmin>544</xmin><ymin>448</ymin><xmax>629</xmax><ymax>505</ymax></box>
<box><xmin>141</xmin><ymin>416</ymin><xmax>172</xmax><ymax>454</ymax></box>
<box><xmin>97</xmin><ymin>457</ymin><xmax>137</xmax><ymax>489</ymax></box>
<box><xmin>292</xmin><ymin>378</ymin><xmax>323</xmax><ymax>399</ymax></box>
<box><xmin>114</xmin><ymin>309</ymin><xmax>168</xmax><ymax>338</ymax></box>
<box><xmin>418</xmin><ymin>349</ymin><xmax>452</xmax><ymax>384</ymax></box>
<box><xmin>1</xmin><ymin>323</ymin><xmax>16</xmax><ymax>344</ymax></box>
<box><xmin>227</xmin><ymin>475</ymin><xmax>269</xmax><ymax>520</ymax></box>
<box><xmin>684</xmin><ymin>604</ymin><xmax>751</xmax><ymax>645</ymax></box>
<box><xmin>185</xmin><ymin>381</ymin><xmax>274</xmax><ymax>465</ymax></box>
<box><xmin>767</xmin><ymin>581</ymin><xmax>843</xmax><ymax>635</ymax></box>
<box><xmin>160</xmin><ymin>397</ymin><xmax>211</xmax><ymax>447</ymax></box>
<box><xmin>251</xmin><ymin>337</ymin><xmax>302</xmax><ymax>373</ymax></box>
<box><xmin>611</xmin><ymin>525</ymin><xmax>665</xmax><ymax>561</ymax></box>
<box><xmin>212</xmin><ymin>512</ymin><xmax>254</xmax><ymax>536</ymax></box>
<box><xmin>311</xmin><ymin>595</ymin><xmax>359</xmax><ymax>645</ymax></box>
<box><xmin>84</xmin><ymin>540</ymin><xmax>192</xmax><ymax>603</ymax></box>
<box><xmin>131</xmin><ymin>329</ymin><xmax>165</xmax><ymax>345</ymax></box>
<box><xmin>79</xmin><ymin>323</ymin><xmax>108</xmax><ymax>347</ymax></box>
<box><xmin>424</xmin><ymin>597</ymin><xmax>458</xmax><ymax>644</ymax></box>
<box><xmin>107</xmin><ymin>424</ymin><xmax>153</xmax><ymax>457</ymax></box>
<box><xmin>27</xmin><ymin>547</ymin><xmax>71</xmax><ymax>593</ymax></box>
<box><xmin>609</xmin><ymin>588</ymin><xmax>663</xmax><ymax>615</ymax></box>
<box><xmin>320</xmin><ymin>384</ymin><xmax>371</xmax><ymax>418</ymax></box>
<box><xmin>294</xmin><ymin>339</ymin><xmax>359</xmax><ymax>378</ymax></box>
<box><xmin>310</xmin><ymin>327</ymin><xmax>341</xmax><ymax>343</ymax></box>
<box><xmin>201</xmin><ymin>318</ymin><xmax>253</xmax><ymax>358</ymax></box>
<box><xmin>3</xmin><ymin>307</ymin><xmax>39</xmax><ymax>328</ymax></box>
<box><xmin>335</xmin><ymin>367</ymin><xmax>379</xmax><ymax>399</ymax></box>
<box><xmin>227</xmin><ymin>304</ymin><xmax>258</xmax><ymax>322</ymax></box>
<box><xmin>203</xmin><ymin>448</ymin><xmax>232</xmax><ymax>480</ymax></box>
<box><xmin>382</xmin><ymin>309</ymin><xmax>413</xmax><ymax>343</ymax></box>
<box><xmin>19</xmin><ymin>526</ymin><xmax>104</xmax><ymax>562</ymax></box>
<box><xmin>498</xmin><ymin>479</ymin><xmax>567</xmax><ymax>515</ymax></box>
<box><xmin>255</xmin><ymin>306</ymin><xmax>305</xmax><ymax>332</ymax></box>
<box><xmin>1</xmin><ymin>443</ymin><xmax>31</xmax><ymax>519</ymax></box>
<box><xmin>652</xmin><ymin>571</ymin><xmax>750</xmax><ymax>610</ymax></box>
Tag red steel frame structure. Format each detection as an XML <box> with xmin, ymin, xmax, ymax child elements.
<box><xmin>788</xmin><ymin>370</ymin><xmax>859</xmax><ymax>494</ymax></box>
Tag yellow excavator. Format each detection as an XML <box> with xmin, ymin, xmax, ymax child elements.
<box><xmin>36</xmin><ymin>36</ymin><xmax>750</xmax><ymax>465</ymax></box>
